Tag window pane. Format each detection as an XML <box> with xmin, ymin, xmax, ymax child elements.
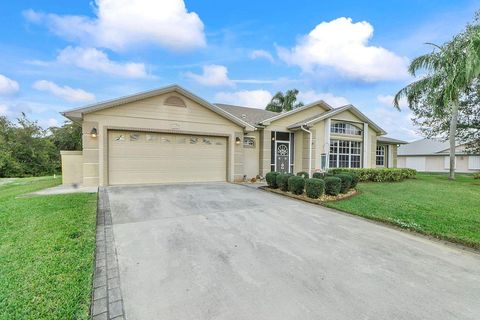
<box><xmin>276</xmin><ymin>131</ymin><xmax>290</xmax><ymax>141</ymax></box>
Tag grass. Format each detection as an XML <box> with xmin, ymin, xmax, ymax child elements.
<box><xmin>0</xmin><ymin>177</ymin><xmax>97</xmax><ymax>320</ymax></box>
<box><xmin>326</xmin><ymin>172</ymin><xmax>480</xmax><ymax>249</ymax></box>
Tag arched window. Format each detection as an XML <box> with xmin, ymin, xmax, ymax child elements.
<box><xmin>164</xmin><ymin>96</ymin><xmax>187</xmax><ymax>107</ymax></box>
<box><xmin>330</xmin><ymin>122</ymin><xmax>362</xmax><ymax>135</ymax></box>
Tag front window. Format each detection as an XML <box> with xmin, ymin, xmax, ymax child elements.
<box><xmin>329</xmin><ymin>140</ymin><xmax>362</xmax><ymax>168</ymax></box>
<box><xmin>331</xmin><ymin>122</ymin><xmax>362</xmax><ymax>135</ymax></box>
<box><xmin>376</xmin><ymin>145</ymin><xmax>386</xmax><ymax>166</ymax></box>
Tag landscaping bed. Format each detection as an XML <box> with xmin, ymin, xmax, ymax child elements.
<box><xmin>260</xmin><ymin>185</ymin><xmax>357</xmax><ymax>204</ymax></box>
<box><xmin>0</xmin><ymin>177</ymin><xmax>97</xmax><ymax>320</ymax></box>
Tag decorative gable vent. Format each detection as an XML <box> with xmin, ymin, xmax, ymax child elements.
<box><xmin>164</xmin><ymin>96</ymin><xmax>186</xmax><ymax>107</ymax></box>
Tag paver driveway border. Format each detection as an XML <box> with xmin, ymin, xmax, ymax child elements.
<box><xmin>90</xmin><ymin>188</ymin><xmax>126</xmax><ymax>320</ymax></box>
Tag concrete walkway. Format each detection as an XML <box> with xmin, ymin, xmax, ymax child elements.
<box><xmin>103</xmin><ymin>183</ymin><xmax>480</xmax><ymax>320</ymax></box>
<box><xmin>25</xmin><ymin>184</ymin><xmax>97</xmax><ymax>196</ymax></box>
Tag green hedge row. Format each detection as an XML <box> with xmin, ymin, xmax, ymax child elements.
<box><xmin>328</xmin><ymin>168</ymin><xmax>416</xmax><ymax>182</ymax></box>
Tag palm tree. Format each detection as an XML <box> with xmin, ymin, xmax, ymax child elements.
<box><xmin>394</xmin><ymin>21</ymin><xmax>480</xmax><ymax>179</ymax></box>
<box><xmin>266</xmin><ymin>89</ymin><xmax>304</xmax><ymax>112</ymax></box>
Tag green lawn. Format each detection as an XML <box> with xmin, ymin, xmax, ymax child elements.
<box><xmin>326</xmin><ymin>172</ymin><xmax>480</xmax><ymax>249</ymax></box>
<box><xmin>0</xmin><ymin>177</ymin><xmax>97</xmax><ymax>320</ymax></box>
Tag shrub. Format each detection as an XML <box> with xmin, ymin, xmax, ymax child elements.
<box><xmin>474</xmin><ymin>172</ymin><xmax>480</xmax><ymax>179</ymax></box>
<box><xmin>312</xmin><ymin>172</ymin><xmax>325</xmax><ymax>179</ymax></box>
<box><xmin>328</xmin><ymin>168</ymin><xmax>416</xmax><ymax>182</ymax></box>
<box><xmin>276</xmin><ymin>173</ymin><xmax>293</xmax><ymax>191</ymax></box>
<box><xmin>265</xmin><ymin>171</ymin><xmax>280</xmax><ymax>188</ymax></box>
<box><xmin>335</xmin><ymin>173</ymin><xmax>353</xmax><ymax>193</ymax></box>
<box><xmin>305</xmin><ymin>178</ymin><xmax>325</xmax><ymax>199</ymax></box>
<box><xmin>324</xmin><ymin>176</ymin><xmax>342</xmax><ymax>196</ymax></box>
<box><xmin>297</xmin><ymin>171</ymin><xmax>309</xmax><ymax>179</ymax></box>
<box><xmin>350</xmin><ymin>172</ymin><xmax>360</xmax><ymax>188</ymax></box>
<box><xmin>288</xmin><ymin>176</ymin><xmax>305</xmax><ymax>195</ymax></box>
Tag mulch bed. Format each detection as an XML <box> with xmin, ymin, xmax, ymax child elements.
<box><xmin>259</xmin><ymin>186</ymin><xmax>358</xmax><ymax>204</ymax></box>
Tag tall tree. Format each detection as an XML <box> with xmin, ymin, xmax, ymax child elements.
<box><xmin>266</xmin><ymin>89</ymin><xmax>304</xmax><ymax>112</ymax></box>
<box><xmin>394</xmin><ymin>16</ymin><xmax>480</xmax><ymax>179</ymax></box>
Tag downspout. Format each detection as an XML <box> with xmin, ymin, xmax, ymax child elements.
<box><xmin>300</xmin><ymin>125</ymin><xmax>312</xmax><ymax>177</ymax></box>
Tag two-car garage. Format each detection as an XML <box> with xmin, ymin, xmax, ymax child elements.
<box><xmin>108</xmin><ymin>130</ymin><xmax>228</xmax><ymax>185</ymax></box>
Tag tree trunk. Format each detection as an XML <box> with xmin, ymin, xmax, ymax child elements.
<box><xmin>448</xmin><ymin>101</ymin><xmax>459</xmax><ymax>180</ymax></box>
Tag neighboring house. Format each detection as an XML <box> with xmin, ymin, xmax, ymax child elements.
<box><xmin>60</xmin><ymin>85</ymin><xmax>406</xmax><ymax>186</ymax></box>
<box><xmin>397</xmin><ymin>138</ymin><xmax>480</xmax><ymax>173</ymax></box>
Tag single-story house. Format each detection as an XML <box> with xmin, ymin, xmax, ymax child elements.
<box><xmin>397</xmin><ymin>138</ymin><xmax>480</xmax><ymax>173</ymax></box>
<box><xmin>60</xmin><ymin>85</ymin><xmax>406</xmax><ymax>186</ymax></box>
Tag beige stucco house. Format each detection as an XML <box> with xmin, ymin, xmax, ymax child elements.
<box><xmin>60</xmin><ymin>85</ymin><xmax>406</xmax><ymax>186</ymax></box>
<box><xmin>397</xmin><ymin>138</ymin><xmax>480</xmax><ymax>173</ymax></box>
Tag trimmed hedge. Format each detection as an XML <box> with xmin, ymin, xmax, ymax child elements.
<box><xmin>324</xmin><ymin>176</ymin><xmax>342</xmax><ymax>196</ymax></box>
<box><xmin>350</xmin><ymin>172</ymin><xmax>360</xmax><ymax>188</ymax></box>
<box><xmin>288</xmin><ymin>176</ymin><xmax>305</xmax><ymax>195</ymax></box>
<box><xmin>297</xmin><ymin>171</ymin><xmax>309</xmax><ymax>179</ymax></box>
<box><xmin>312</xmin><ymin>172</ymin><xmax>325</xmax><ymax>179</ymax></box>
<box><xmin>335</xmin><ymin>173</ymin><xmax>353</xmax><ymax>193</ymax></box>
<box><xmin>276</xmin><ymin>173</ymin><xmax>293</xmax><ymax>191</ymax></box>
<box><xmin>328</xmin><ymin>168</ymin><xmax>416</xmax><ymax>182</ymax></box>
<box><xmin>266</xmin><ymin>171</ymin><xmax>280</xmax><ymax>188</ymax></box>
<box><xmin>305</xmin><ymin>178</ymin><xmax>325</xmax><ymax>199</ymax></box>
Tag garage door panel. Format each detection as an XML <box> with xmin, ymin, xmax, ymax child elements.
<box><xmin>108</xmin><ymin>130</ymin><xmax>227</xmax><ymax>185</ymax></box>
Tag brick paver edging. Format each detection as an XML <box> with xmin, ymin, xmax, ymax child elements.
<box><xmin>91</xmin><ymin>187</ymin><xmax>126</xmax><ymax>320</ymax></box>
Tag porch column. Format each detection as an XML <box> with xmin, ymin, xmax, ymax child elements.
<box><xmin>324</xmin><ymin>118</ymin><xmax>331</xmax><ymax>170</ymax></box>
<box><xmin>363</xmin><ymin>123</ymin><xmax>370</xmax><ymax>168</ymax></box>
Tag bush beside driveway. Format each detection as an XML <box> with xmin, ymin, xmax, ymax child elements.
<box><xmin>0</xmin><ymin>177</ymin><xmax>97</xmax><ymax>319</ymax></box>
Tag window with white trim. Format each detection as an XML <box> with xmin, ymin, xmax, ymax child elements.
<box><xmin>468</xmin><ymin>156</ymin><xmax>480</xmax><ymax>170</ymax></box>
<box><xmin>376</xmin><ymin>145</ymin><xmax>386</xmax><ymax>166</ymax></box>
<box><xmin>329</xmin><ymin>140</ymin><xmax>362</xmax><ymax>168</ymax></box>
<box><xmin>330</xmin><ymin>122</ymin><xmax>362</xmax><ymax>135</ymax></box>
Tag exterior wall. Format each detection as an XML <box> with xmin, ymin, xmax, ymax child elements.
<box><xmin>369</xmin><ymin>128</ymin><xmax>377</xmax><ymax>168</ymax></box>
<box><xmin>301</xmin><ymin>129</ymin><xmax>316</xmax><ymax>173</ymax></box>
<box><xmin>397</xmin><ymin>155</ymin><xmax>480</xmax><ymax>173</ymax></box>
<box><xmin>267</xmin><ymin>105</ymin><xmax>328</xmax><ymax>131</ymax></box>
<box><xmin>243</xmin><ymin>130</ymin><xmax>260</xmax><ymax>179</ymax></box>
<box><xmin>60</xmin><ymin>151</ymin><xmax>83</xmax><ymax>185</ymax></box>
<box><xmin>294</xmin><ymin>131</ymin><xmax>303</xmax><ymax>173</ymax></box>
<box><xmin>258</xmin><ymin>129</ymin><xmax>271</xmax><ymax>176</ymax></box>
<box><xmin>392</xmin><ymin>145</ymin><xmax>398</xmax><ymax>167</ymax></box>
<box><xmin>82</xmin><ymin>92</ymin><xmax>243</xmax><ymax>186</ymax></box>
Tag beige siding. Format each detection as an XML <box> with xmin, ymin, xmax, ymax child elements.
<box><xmin>369</xmin><ymin>128</ymin><xmax>377</xmax><ymax>168</ymax></box>
<box><xmin>258</xmin><ymin>129</ymin><xmax>271</xmax><ymax>176</ymax></box>
<box><xmin>60</xmin><ymin>151</ymin><xmax>83</xmax><ymax>185</ymax></box>
<box><xmin>294</xmin><ymin>131</ymin><xmax>303</xmax><ymax>173</ymax></box>
<box><xmin>302</xmin><ymin>129</ymin><xmax>316</xmax><ymax>172</ymax></box>
<box><xmin>243</xmin><ymin>131</ymin><xmax>260</xmax><ymax>179</ymax></box>
<box><xmin>83</xmin><ymin>92</ymin><xmax>242</xmax><ymax>186</ymax></box>
<box><xmin>268</xmin><ymin>105</ymin><xmax>328</xmax><ymax>131</ymax></box>
<box><xmin>108</xmin><ymin>131</ymin><xmax>227</xmax><ymax>185</ymax></box>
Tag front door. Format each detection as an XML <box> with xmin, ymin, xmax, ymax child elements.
<box><xmin>276</xmin><ymin>142</ymin><xmax>290</xmax><ymax>173</ymax></box>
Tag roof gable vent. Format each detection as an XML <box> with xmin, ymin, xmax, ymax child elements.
<box><xmin>164</xmin><ymin>96</ymin><xmax>186</xmax><ymax>107</ymax></box>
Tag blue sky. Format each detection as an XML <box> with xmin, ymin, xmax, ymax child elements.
<box><xmin>0</xmin><ymin>0</ymin><xmax>478</xmax><ymax>140</ymax></box>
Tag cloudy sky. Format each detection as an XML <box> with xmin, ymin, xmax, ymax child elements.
<box><xmin>0</xmin><ymin>0</ymin><xmax>478</xmax><ymax>140</ymax></box>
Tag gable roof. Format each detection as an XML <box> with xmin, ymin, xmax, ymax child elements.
<box><xmin>377</xmin><ymin>136</ymin><xmax>408</xmax><ymax>144</ymax></box>
<box><xmin>61</xmin><ymin>84</ymin><xmax>256</xmax><ymax>131</ymax></box>
<box><xmin>286</xmin><ymin>104</ymin><xmax>386</xmax><ymax>134</ymax></box>
<box><xmin>259</xmin><ymin>100</ymin><xmax>333</xmax><ymax>125</ymax></box>
<box><xmin>214</xmin><ymin>103</ymin><xmax>278</xmax><ymax>127</ymax></box>
<box><xmin>398</xmin><ymin>138</ymin><xmax>462</xmax><ymax>156</ymax></box>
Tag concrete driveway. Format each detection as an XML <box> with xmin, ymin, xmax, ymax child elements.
<box><xmin>105</xmin><ymin>183</ymin><xmax>480</xmax><ymax>320</ymax></box>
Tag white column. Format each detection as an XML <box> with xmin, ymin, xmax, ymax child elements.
<box><xmin>363</xmin><ymin>123</ymin><xmax>370</xmax><ymax>168</ymax></box>
<box><xmin>388</xmin><ymin>145</ymin><xmax>394</xmax><ymax>168</ymax></box>
<box><xmin>324</xmin><ymin>118</ymin><xmax>331</xmax><ymax>170</ymax></box>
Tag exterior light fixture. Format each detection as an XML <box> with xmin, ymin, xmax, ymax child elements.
<box><xmin>90</xmin><ymin>127</ymin><xmax>98</xmax><ymax>138</ymax></box>
<box><xmin>235</xmin><ymin>137</ymin><xmax>241</xmax><ymax>145</ymax></box>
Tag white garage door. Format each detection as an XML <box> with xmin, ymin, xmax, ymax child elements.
<box><xmin>108</xmin><ymin>130</ymin><xmax>227</xmax><ymax>185</ymax></box>
<box><xmin>405</xmin><ymin>156</ymin><xmax>426</xmax><ymax>171</ymax></box>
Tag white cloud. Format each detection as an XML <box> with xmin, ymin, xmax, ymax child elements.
<box><xmin>298</xmin><ymin>90</ymin><xmax>349</xmax><ymax>108</ymax></box>
<box><xmin>250</xmin><ymin>49</ymin><xmax>274</xmax><ymax>62</ymax></box>
<box><xmin>38</xmin><ymin>118</ymin><xmax>60</xmax><ymax>128</ymax></box>
<box><xmin>377</xmin><ymin>94</ymin><xmax>408</xmax><ymax>108</ymax></box>
<box><xmin>24</xmin><ymin>0</ymin><xmax>205</xmax><ymax>51</ymax></box>
<box><xmin>0</xmin><ymin>75</ymin><xmax>20</xmax><ymax>95</ymax></box>
<box><xmin>57</xmin><ymin>46</ymin><xmax>148</xmax><ymax>78</ymax></box>
<box><xmin>33</xmin><ymin>80</ymin><xmax>96</xmax><ymax>103</ymax></box>
<box><xmin>277</xmin><ymin>17</ymin><xmax>409</xmax><ymax>81</ymax></box>
<box><xmin>0</xmin><ymin>104</ymin><xmax>9</xmax><ymax>116</ymax></box>
<box><xmin>367</xmin><ymin>106</ymin><xmax>420</xmax><ymax>141</ymax></box>
<box><xmin>214</xmin><ymin>90</ymin><xmax>273</xmax><ymax>109</ymax></box>
<box><xmin>185</xmin><ymin>65</ymin><xmax>234</xmax><ymax>87</ymax></box>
